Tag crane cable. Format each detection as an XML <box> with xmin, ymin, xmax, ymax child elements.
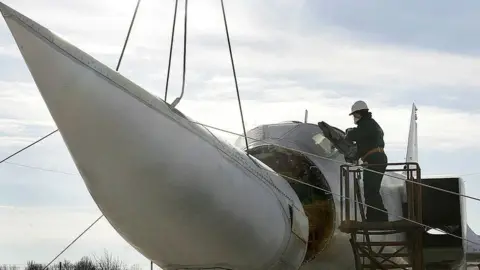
<box><xmin>219</xmin><ymin>0</ymin><xmax>249</xmax><ymax>153</ymax></box>
<box><xmin>9</xmin><ymin>0</ymin><xmax>471</xmax><ymax>206</ymax></box>
<box><xmin>1</xmin><ymin>0</ymin><xmax>479</xmax><ymax>263</ymax></box>
<box><xmin>25</xmin><ymin>2</ymin><xmax>250</xmax><ymax>267</ymax></box>
<box><xmin>163</xmin><ymin>0</ymin><xmax>179</xmax><ymax>102</ymax></box>
<box><xmin>169</xmin><ymin>0</ymin><xmax>188</xmax><ymax>108</ymax></box>
<box><xmin>162</xmin><ymin>0</ymin><xmax>249</xmax><ymax>150</ymax></box>
<box><xmin>40</xmin><ymin>0</ymin><xmax>143</xmax><ymax>269</ymax></box>
<box><xmin>19</xmin><ymin>1</ymin><xmax>249</xmax><ymax>268</ymax></box>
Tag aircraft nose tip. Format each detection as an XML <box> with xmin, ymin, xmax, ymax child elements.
<box><xmin>0</xmin><ymin>3</ymin><xmax>303</xmax><ymax>268</ymax></box>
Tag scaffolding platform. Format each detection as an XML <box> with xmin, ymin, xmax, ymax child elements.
<box><xmin>339</xmin><ymin>162</ymin><xmax>424</xmax><ymax>270</ymax></box>
<box><xmin>339</xmin><ymin>220</ymin><xmax>421</xmax><ymax>234</ymax></box>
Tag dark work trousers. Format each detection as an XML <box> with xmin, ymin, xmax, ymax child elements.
<box><xmin>363</xmin><ymin>151</ymin><xmax>389</xmax><ymax>222</ymax></box>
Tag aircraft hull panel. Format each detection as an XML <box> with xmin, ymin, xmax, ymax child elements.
<box><xmin>0</xmin><ymin>3</ymin><xmax>309</xmax><ymax>269</ymax></box>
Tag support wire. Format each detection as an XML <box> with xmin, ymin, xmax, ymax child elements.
<box><xmin>116</xmin><ymin>0</ymin><xmax>142</xmax><ymax>71</ymax></box>
<box><xmin>2</xmin><ymin>0</ymin><xmax>479</xmax><ymax>260</ymax></box>
<box><xmin>163</xmin><ymin>0</ymin><xmax>179</xmax><ymax>102</ymax></box>
<box><xmin>7</xmin><ymin>119</ymin><xmax>479</xmax><ymax>270</ymax></box>
<box><xmin>0</xmin><ymin>0</ymin><xmax>142</xmax><ymax>167</ymax></box>
<box><xmin>220</xmin><ymin>0</ymin><xmax>249</xmax><ymax>153</ymax></box>
<box><xmin>0</xmin><ymin>129</ymin><xmax>57</xmax><ymax>164</ymax></box>
<box><xmin>279</xmin><ymin>170</ymin><xmax>480</xmax><ymax>246</ymax></box>
<box><xmin>185</xmin><ymin>122</ymin><xmax>480</xmax><ymax>246</ymax></box>
<box><xmin>42</xmin><ymin>215</ymin><xmax>104</xmax><ymax>270</ymax></box>
<box><xmin>39</xmin><ymin>1</ymin><xmax>143</xmax><ymax>268</ymax></box>
<box><xmin>193</xmin><ymin>121</ymin><xmax>480</xmax><ymax>204</ymax></box>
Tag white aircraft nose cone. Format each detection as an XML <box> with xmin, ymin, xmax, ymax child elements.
<box><xmin>0</xmin><ymin>3</ymin><xmax>292</xmax><ymax>269</ymax></box>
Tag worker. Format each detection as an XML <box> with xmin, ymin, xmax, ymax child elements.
<box><xmin>345</xmin><ymin>100</ymin><xmax>389</xmax><ymax>222</ymax></box>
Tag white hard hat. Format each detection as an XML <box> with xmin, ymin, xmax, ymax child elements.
<box><xmin>349</xmin><ymin>100</ymin><xmax>369</xmax><ymax>115</ymax></box>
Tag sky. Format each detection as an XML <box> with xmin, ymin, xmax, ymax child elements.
<box><xmin>1</xmin><ymin>0</ymin><xmax>480</xmax><ymax>268</ymax></box>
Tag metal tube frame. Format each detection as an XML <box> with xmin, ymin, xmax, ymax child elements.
<box><xmin>339</xmin><ymin>162</ymin><xmax>424</xmax><ymax>270</ymax></box>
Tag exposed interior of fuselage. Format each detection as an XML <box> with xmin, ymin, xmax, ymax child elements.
<box><xmin>248</xmin><ymin>145</ymin><xmax>336</xmax><ymax>263</ymax></box>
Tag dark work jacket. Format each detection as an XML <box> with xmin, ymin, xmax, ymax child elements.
<box><xmin>345</xmin><ymin>115</ymin><xmax>385</xmax><ymax>160</ymax></box>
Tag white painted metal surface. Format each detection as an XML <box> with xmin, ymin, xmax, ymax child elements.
<box><xmin>1</xmin><ymin>2</ymin><xmax>479</xmax><ymax>269</ymax></box>
<box><xmin>0</xmin><ymin>3</ymin><xmax>309</xmax><ymax>269</ymax></box>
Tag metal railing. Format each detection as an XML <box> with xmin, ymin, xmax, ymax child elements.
<box><xmin>339</xmin><ymin>162</ymin><xmax>422</xmax><ymax>226</ymax></box>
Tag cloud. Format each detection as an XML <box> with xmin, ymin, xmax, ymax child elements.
<box><xmin>175</xmin><ymin>86</ymin><xmax>479</xmax><ymax>152</ymax></box>
<box><xmin>1</xmin><ymin>0</ymin><xmax>480</xmax><ymax>268</ymax></box>
<box><xmin>0</xmin><ymin>206</ymin><xmax>151</xmax><ymax>267</ymax></box>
